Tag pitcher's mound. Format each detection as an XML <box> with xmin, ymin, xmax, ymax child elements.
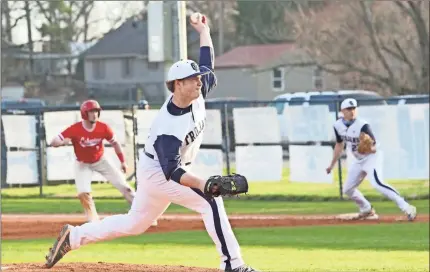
<box><xmin>1</xmin><ymin>262</ymin><xmax>220</xmax><ymax>272</ymax></box>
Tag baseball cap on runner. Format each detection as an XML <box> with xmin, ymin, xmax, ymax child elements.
<box><xmin>340</xmin><ymin>98</ymin><xmax>358</xmax><ymax>110</ymax></box>
<box><xmin>166</xmin><ymin>60</ymin><xmax>210</xmax><ymax>82</ymax></box>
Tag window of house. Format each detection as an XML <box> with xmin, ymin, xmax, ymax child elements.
<box><xmin>93</xmin><ymin>60</ymin><xmax>105</xmax><ymax>79</ymax></box>
<box><xmin>272</xmin><ymin>67</ymin><xmax>284</xmax><ymax>92</ymax></box>
<box><xmin>313</xmin><ymin>67</ymin><xmax>324</xmax><ymax>89</ymax></box>
<box><xmin>122</xmin><ymin>58</ymin><xmax>133</xmax><ymax>78</ymax></box>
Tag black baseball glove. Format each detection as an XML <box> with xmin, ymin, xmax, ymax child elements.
<box><xmin>204</xmin><ymin>174</ymin><xmax>249</xmax><ymax>198</ymax></box>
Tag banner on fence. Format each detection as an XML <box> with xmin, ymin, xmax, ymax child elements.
<box><xmin>136</xmin><ymin>110</ymin><xmax>159</xmax><ymax>144</ymax></box>
<box><xmin>2</xmin><ymin>115</ymin><xmax>37</xmax><ymax>148</ymax></box>
<box><xmin>235</xmin><ymin>145</ymin><xmax>283</xmax><ymax>182</ymax></box>
<box><xmin>359</xmin><ymin>104</ymin><xmax>429</xmax><ymax>180</ymax></box>
<box><xmin>283</xmin><ymin>105</ymin><xmax>333</xmax><ymax>142</ymax></box>
<box><xmin>191</xmin><ymin>149</ymin><xmax>224</xmax><ymax>179</ymax></box>
<box><xmin>289</xmin><ymin>145</ymin><xmax>333</xmax><ymax>183</ymax></box>
<box><xmin>44</xmin><ymin>111</ymin><xmax>80</xmax><ymax>143</ymax></box>
<box><xmin>46</xmin><ymin>146</ymin><xmax>76</xmax><ymax>181</ymax></box>
<box><xmin>202</xmin><ymin>110</ymin><xmax>223</xmax><ymax>145</ymax></box>
<box><xmin>137</xmin><ymin>148</ymin><xmax>223</xmax><ymax>180</ymax></box>
<box><xmin>233</xmin><ymin>107</ymin><xmax>281</xmax><ymax>144</ymax></box>
<box><xmin>6</xmin><ymin>151</ymin><xmax>38</xmax><ymax>184</ymax></box>
<box><xmin>98</xmin><ymin>110</ymin><xmax>126</xmax><ymax>145</ymax></box>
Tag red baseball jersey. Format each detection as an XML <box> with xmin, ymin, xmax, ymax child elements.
<box><xmin>59</xmin><ymin>121</ymin><xmax>117</xmax><ymax>163</ymax></box>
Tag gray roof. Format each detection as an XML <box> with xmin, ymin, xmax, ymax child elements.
<box><xmin>85</xmin><ymin>13</ymin><xmax>199</xmax><ymax>57</ymax></box>
<box><xmin>85</xmin><ymin>17</ymin><xmax>148</xmax><ymax>57</ymax></box>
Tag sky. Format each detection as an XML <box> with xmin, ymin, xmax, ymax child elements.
<box><xmin>8</xmin><ymin>1</ymin><xmax>145</xmax><ymax>49</ymax></box>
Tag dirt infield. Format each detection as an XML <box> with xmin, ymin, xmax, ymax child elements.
<box><xmin>0</xmin><ymin>262</ymin><xmax>220</xmax><ymax>272</ymax></box>
<box><xmin>2</xmin><ymin>213</ymin><xmax>428</xmax><ymax>240</ymax></box>
<box><xmin>2</xmin><ymin>213</ymin><xmax>428</xmax><ymax>271</ymax></box>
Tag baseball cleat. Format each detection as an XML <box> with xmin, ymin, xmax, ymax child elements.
<box><xmin>358</xmin><ymin>206</ymin><xmax>376</xmax><ymax>219</ymax></box>
<box><xmin>405</xmin><ymin>205</ymin><xmax>417</xmax><ymax>221</ymax></box>
<box><xmin>226</xmin><ymin>265</ymin><xmax>260</xmax><ymax>272</ymax></box>
<box><xmin>44</xmin><ymin>224</ymin><xmax>72</xmax><ymax>269</ymax></box>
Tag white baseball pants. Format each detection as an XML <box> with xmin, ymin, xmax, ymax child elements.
<box><xmin>74</xmin><ymin>154</ymin><xmax>134</xmax><ymax>201</ymax></box>
<box><xmin>343</xmin><ymin>153</ymin><xmax>410</xmax><ymax>212</ymax></box>
<box><xmin>69</xmin><ymin>156</ymin><xmax>244</xmax><ymax>271</ymax></box>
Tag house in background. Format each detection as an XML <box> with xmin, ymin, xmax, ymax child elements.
<box><xmin>83</xmin><ymin>13</ymin><xmax>200</xmax><ymax>105</ymax></box>
<box><xmin>2</xmin><ymin>39</ymin><xmax>92</xmax><ymax>82</ymax></box>
<box><xmin>211</xmin><ymin>43</ymin><xmax>340</xmax><ymax>100</ymax></box>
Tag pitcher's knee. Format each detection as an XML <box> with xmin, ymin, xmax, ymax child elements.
<box><xmin>197</xmin><ymin>199</ymin><xmax>215</xmax><ymax>215</ymax></box>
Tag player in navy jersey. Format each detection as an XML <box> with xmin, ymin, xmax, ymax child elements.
<box><xmin>327</xmin><ymin>98</ymin><xmax>417</xmax><ymax>221</ymax></box>
<box><xmin>44</xmin><ymin>13</ymin><xmax>259</xmax><ymax>272</ymax></box>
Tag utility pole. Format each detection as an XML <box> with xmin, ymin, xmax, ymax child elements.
<box><xmin>218</xmin><ymin>1</ymin><xmax>224</xmax><ymax>56</ymax></box>
<box><xmin>176</xmin><ymin>1</ymin><xmax>187</xmax><ymax>61</ymax></box>
<box><xmin>24</xmin><ymin>0</ymin><xmax>34</xmax><ymax>78</ymax></box>
<box><xmin>148</xmin><ymin>1</ymin><xmax>187</xmax><ymax>100</ymax></box>
<box><xmin>171</xmin><ymin>2</ymin><xmax>187</xmax><ymax>66</ymax></box>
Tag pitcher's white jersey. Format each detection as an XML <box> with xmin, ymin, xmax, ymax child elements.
<box><xmin>143</xmin><ymin>93</ymin><xmax>206</xmax><ymax>172</ymax></box>
<box><xmin>141</xmin><ymin>46</ymin><xmax>217</xmax><ymax>183</ymax></box>
<box><xmin>333</xmin><ymin>117</ymin><xmax>377</xmax><ymax>161</ymax></box>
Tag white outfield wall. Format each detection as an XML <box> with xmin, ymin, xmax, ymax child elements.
<box><xmin>1</xmin><ymin>104</ymin><xmax>428</xmax><ymax>184</ymax></box>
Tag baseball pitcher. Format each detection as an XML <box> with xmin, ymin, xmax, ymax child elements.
<box><xmin>44</xmin><ymin>13</ymin><xmax>257</xmax><ymax>272</ymax></box>
<box><xmin>326</xmin><ymin>98</ymin><xmax>417</xmax><ymax>220</ymax></box>
<box><xmin>50</xmin><ymin>100</ymin><xmax>157</xmax><ymax>226</ymax></box>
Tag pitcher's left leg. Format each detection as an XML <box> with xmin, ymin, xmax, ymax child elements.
<box><xmin>164</xmin><ymin>182</ymin><xmax>251</xmax><ymax>271</ymax></box>
<box><xmin>363</xmin><ymin>154</ymin><xmax>416</xmax><ymax>220</ymax></box>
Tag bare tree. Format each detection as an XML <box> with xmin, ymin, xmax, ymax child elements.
<box><xmin>1</xmin><ymin>0</ymin><xmax>13</xmax><ymax>42</ymax></box>
<box><xmin>186</xmin><ymin>0</ymin><xmax>238</xmax><ymax>54</ymax></box>
<box><xmin>1</xmin><ymin>1</ymin><xmax>27</xmax><ymax>42</ymax></box>
<box><xmin>82</xmin><ymin>1</ymin><xmax>95</xmax><ymax>42</ymax></box>
<box><xmin>290</xmin><ymin>0</ymin><xmax>429</xmax><ymax>95</ymax></box>
<box><xmin>104</xmin><ymin>1</ymin><xmax>143</xmax><ymax>30</ymax></box>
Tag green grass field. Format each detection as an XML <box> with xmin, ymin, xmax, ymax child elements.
<box><xmin>2</xmin><ymin>171</ymin><xmax>428</xmax><ymax>201</ymax></box>
<box><xmin>2</xmin><ymin>165</ymin><xmax>428</xmax><ymax>271</ymax></box>
<box><xmin>2</xmin><ymin>197</ymin><xmax>428</xmax><ymax>271</ymax></box>
<box><xmin>1</xmin><ymin>198</ymin><xmax>429</xmax><ymax>215</ymax></box>
<box><xmin>2</xmin><ymin>223</ymin><xmax>429</xmax><ymax>271</ymax></box>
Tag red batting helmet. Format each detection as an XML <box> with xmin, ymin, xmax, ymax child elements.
<box><xmin>80</xmin><ymin>100</ymin><xmax>101</xmax><ymax>120</ymax></box>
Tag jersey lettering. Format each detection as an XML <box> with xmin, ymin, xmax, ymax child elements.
<box><xmin>79</xmin><ymin>137</ymin><xmax>103</xmax><ymax>147</ymax></box>
<box><xmin>334</xmin><ymin>118</ymin><xmax>374</xmax><ymax>160</ymax></box>
<box><xmin>185</xmin><ymin>119</ymin><xmax>205</xmax><ymax>145</ymax></box>
<box><xmin>341</xmin><ymin>135</ymin><xmax>359</xmax><ymax>143</ymax></box>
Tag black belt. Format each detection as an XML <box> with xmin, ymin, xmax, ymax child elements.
<box><xmin>144</xmin><ymin>150</ymin><xmax>191</xmax><ymax>166</ymax></box>
<box><xmin>144</xmin><ymin>150</ymin><xmax>155</xmax><ymax>160</ymax></box>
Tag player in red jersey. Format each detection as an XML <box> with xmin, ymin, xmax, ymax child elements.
<box><xmin>50</xmin><ymin>100</ymin><xmax>157</xmax><ymax>226</ymax></box>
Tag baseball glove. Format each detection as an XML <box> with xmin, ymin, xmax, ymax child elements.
<box><xmin>204</xmin><ymin>174</ymin><xmax>249</xmax><ymax>198</ymax></box>
<box><xmin>357</xmin><ymin>132</ymin><xmax>374</xmax><ymax>154</ymax></box>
